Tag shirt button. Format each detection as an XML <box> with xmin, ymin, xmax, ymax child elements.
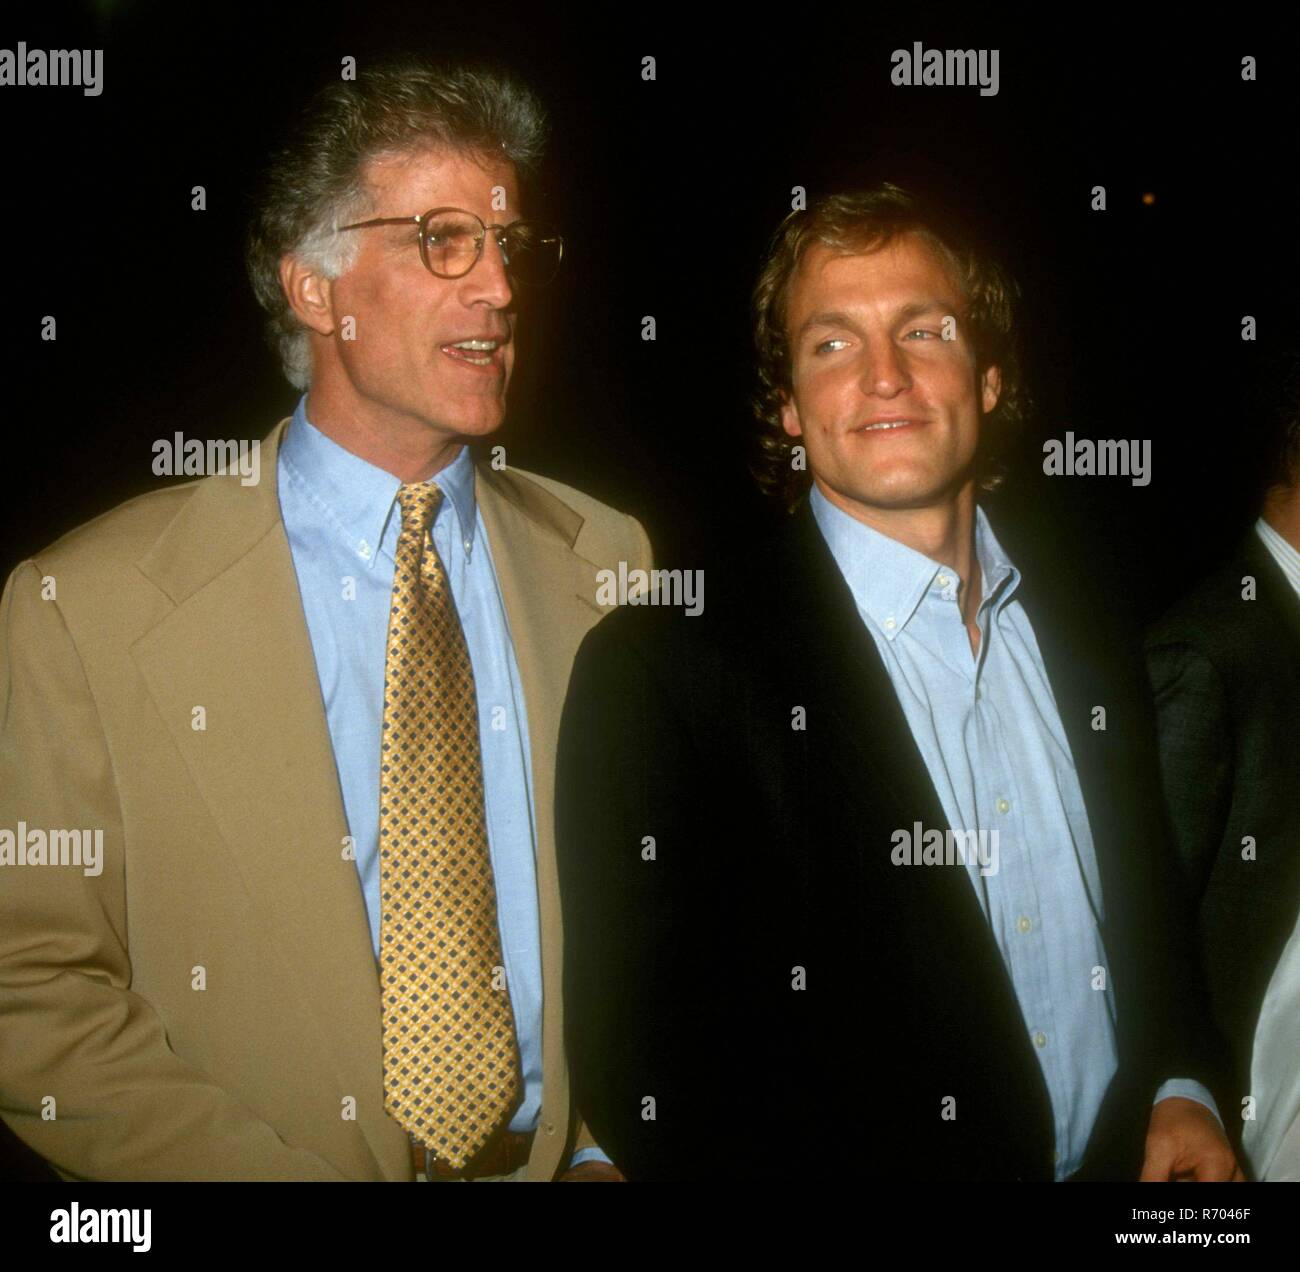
<box><xmin>1017</xmin><ymin>915</ymin><xmax>1032</xmax><ymax>934</ymax></box>
<box><xmin>996</xmin><ymin>798</ymin><xmax>1010</xmax><ymax>814</ymax></box>
<box><xmin>358</xmin><ymin>541</ymin><xmax>372</xmax><ymax>560</ymax></box>
<box><xmin>884</xmin><ymin>617</ymin><xmax>896</xmax><ymax>630</ymax></box>
<box><xmin>937</xmin><ymin>574</ymin><xmax>950</xmax><ymax>588</ymax></box>
<box><xmin>1034</xmin><ymin>1031</ymin><xmax>1047</xmax><ymax>1048</ymax></box>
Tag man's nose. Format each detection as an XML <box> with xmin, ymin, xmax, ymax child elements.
<box><xmin>463</xmin><ymin>230</ymin><xmax>514</xmax><ymax>308</ymax></box>
<box><xmin>859</xmin><ymin>336</ymin><xmax>912</xmax><ymax>396</ymax></box>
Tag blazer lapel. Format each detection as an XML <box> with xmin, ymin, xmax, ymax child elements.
<box><xmin>775</xmin><ymin>503</ymin><xmax>955</xmax><ymax>834</ymax></box>
<box><xmin>130</xmin><ymin>419</ymin><xmax>409</xmax><ymax>1180</ymax></box>
<box><xmin>772</xmin><ymin>502</ymin><xmax>1056</xmax><ymax>1145</ymax></box>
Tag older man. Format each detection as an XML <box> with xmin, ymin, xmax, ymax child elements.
<box><xmin>0</xmin><ymin>59</ymin><xmax>644</xmax><ymax>1181</ymax></box>
<box><xmin>557</xmin><ymin>185</ymin><xmax>1240</xmax><ymax>1181</ymax></box>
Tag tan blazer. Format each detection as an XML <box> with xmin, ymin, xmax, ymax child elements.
<box><xmin>0</xmin><ymin>417</ymin><xmax>651</xmax><ymax>1180</ymax></box>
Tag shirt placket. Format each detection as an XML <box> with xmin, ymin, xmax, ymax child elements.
<box><xmin>971</xmin><ymin>602</ymin><xmax>1076</xmax><ymax>1177</ymax></box>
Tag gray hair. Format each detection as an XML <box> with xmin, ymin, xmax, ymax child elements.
<box><xmin>246</xmin><ymin>58</ymin><xmax>549</xmax><ymax>389</ymax></box>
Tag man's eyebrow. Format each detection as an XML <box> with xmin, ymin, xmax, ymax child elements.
<box><xmin>796</xmin><ymin>310</ymin><xmax>858</xmax><ymax>339</ymax></box>
<box><xmin>895</xmin><ymin>299</ymin><xmax>961</xmax><ymax>322</ymax></box>
<box><xmin>795</xmin><ymin>299</ymin><xmax>960</xmax><ymax>340</ymax></box>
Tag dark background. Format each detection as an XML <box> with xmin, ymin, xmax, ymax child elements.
<box><xmin>0</xmin><ymin>0</ymin><xmax>1294</xmax><ymax>1179</ymax></box>
<box><xmin>1</xmin><ymin>3</ymin><xmax>1295</xmax><ymax>625</ymax></box>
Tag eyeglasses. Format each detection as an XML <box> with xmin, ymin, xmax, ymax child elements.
<box><xmin>338</xmin><ymin>206</ymin><xmax>563</xmax><ymax>286</ymax></box>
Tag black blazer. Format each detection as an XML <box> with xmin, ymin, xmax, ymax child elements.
<box><xmin>557</xmin><ymin>498</ymin><xmax>1221</xmax><ymax>1180</ymax></box>
<box><xmin>1146</xmin><ymin>530</ymin><xmax>1300</xmax><ymax>1146</ymax></box>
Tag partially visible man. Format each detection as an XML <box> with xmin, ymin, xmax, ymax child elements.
<box><xmin>1245</xmin><ymin>911</ymin><xmax>1300</xmax><ymax>1179</ymax></box>
<box><xmin>1146</xmin><ymin>366</ymin><xmax>1300</xmax><ymax>1174</ymax></box>
<box><xmin>557</xmin><ymin>185</ymin><xmax>1239</xmax><ymax>1180</ymax></box>
<box><xmin>0</xmin><ymin>60</ymin><xmax>644</xmax><ymax>1180</ymax></box>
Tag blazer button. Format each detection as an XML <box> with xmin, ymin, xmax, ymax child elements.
<box><xmin>544</xmin><ymin>1122</ymin><xmax>557</xmax><ymax>1136</ymax></box>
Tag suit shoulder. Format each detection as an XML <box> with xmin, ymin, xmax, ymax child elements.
<box><xmin>578</xmin><ymin>556</ymin><xmax>744</xmax><ymax>669</ymax></box>
<box><xmin>490</xmin><ymin>465</ymin><xmax>649</xmax><ymax>572</ymax></box>
<box><xmin>1145</xmin><ymin>553</ymin><xmax>1258</xmax><ymax>657</ymax></box>
<box><xmin>503</xmin><ymin>465</ymin><xmax>640</xmax><ymax>532</ymax></box>
<box><xmin>18</xmin><ymin>481</ymin><xmax>203</xmax><ymax>586</ymax></box>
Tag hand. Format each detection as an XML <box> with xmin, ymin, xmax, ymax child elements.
<box><xmin>1139</xmin><ymin>1096</ymin><xmax>1244</xmax><ymax>1181</ymax></box>
<box><xmin>559</xmin><ymin>1160</ymin><xmax>626</xmax><ymax>1182</ymax></box>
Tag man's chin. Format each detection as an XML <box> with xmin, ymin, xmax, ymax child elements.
<box><xmin>833</xmin><ymin>461</ymin><xmax>975</xmax><ymax>510</ymax></box>
<box><xmin>417</xmin><ymin>405</ymin><xmax>508</xmax><ymax>441</ymax></box>
<box><xmin>447</xmin><ymin>415</ymin><xmax>507</xmax><ymax>439</ymax></box>
<box><xmin>830</xmin><ymin>476</ymin><xmax>969</xmax><ymax>514</ymax></box>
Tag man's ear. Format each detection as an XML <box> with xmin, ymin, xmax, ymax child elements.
<box><xmin>279</xmin><ymin>255</ymin><xmax>337</xmax><ymax>337</ymax></box>
<box><xmin>981</xmin><ymin>364</ymin><xmax>1002</xmax><ymax>415</ymax></box>
<box><xmin>780</xmin><ymin>393</ymin><xmax>803</xmax><ymax>438</ymax></box>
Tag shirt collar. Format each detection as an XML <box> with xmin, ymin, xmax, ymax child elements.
<box><xmin>974</xmin><ymin>507</ymin><xmax>1021</xmax><ymax>617</ymax></box>
<box><xmin>279</xmin><ymin>396</ymin><xmax>478</xmax><ymax>564</ymax></box>
<box><xmin>1256</xmin><ymin>516</ymin><xmax>1300</xmax><ymax>604</ymax></box>
<box><xmin>809</xmin><ymin>484</ymin><xmax>1020</xmax><ymax>640</ymax></box>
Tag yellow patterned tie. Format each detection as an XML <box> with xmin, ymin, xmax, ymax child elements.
<box><xmin>379</xmin><ymin>480</ymin><xmax>521</xmax><ymax>1169</ymax></box>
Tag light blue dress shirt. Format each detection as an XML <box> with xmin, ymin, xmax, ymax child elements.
<box><xmin>810</xmin><ymin>485</ymin><xmax>1219</xmax><ymax>1179</ymax></box>
<box><xmin>277</xmin><ymin>396</ymin><xmax>602</xmax><ymax>1166</ymax></box>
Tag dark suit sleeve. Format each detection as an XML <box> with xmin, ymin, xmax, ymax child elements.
<box><xmin>556</xmin><ymin>615</ymin><xmax>717</xmax><ymax>1180</ymax></box>
<box><xmin>1145</xmin><ymin>639</ymin><xmax>1233</xmax><ymax>902</ymax></box>
<box><xmin>1141</xmin><ymin>635</ymin><xmax>1239</xmax><ymax>1132</ymax></box>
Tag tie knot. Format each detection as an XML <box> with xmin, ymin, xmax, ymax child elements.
<box><xmin>396</xmin><ymin>482</ymin><xmax>444</xmax><ymax>539</ymax></box>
